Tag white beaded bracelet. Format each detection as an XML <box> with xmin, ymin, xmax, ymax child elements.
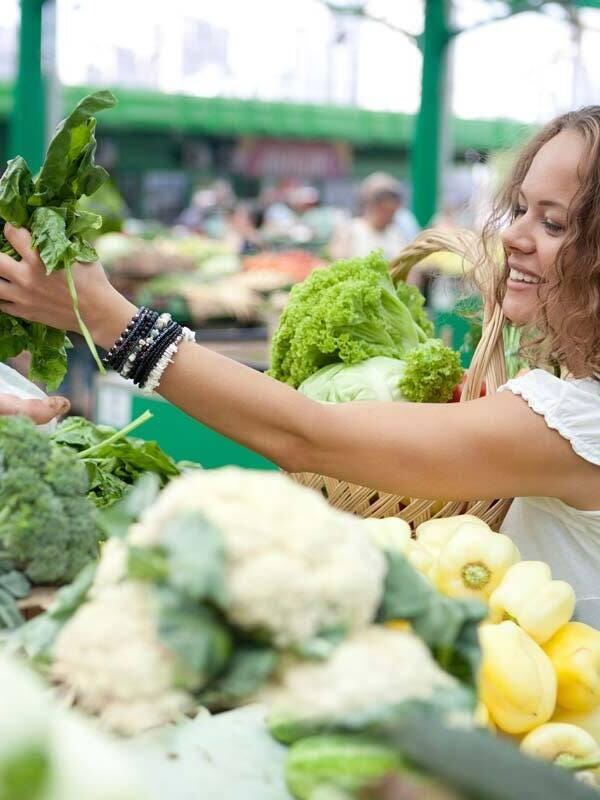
<box><xmin>141</xmin><ymin>327</ymin><xmax>195</xmax><ymax>394</ymax></box>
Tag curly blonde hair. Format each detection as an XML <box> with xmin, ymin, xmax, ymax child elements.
<box><xmin>480</xmin><ymin>106</ymin><xmax>600</xmax><ymax>378</ymax></box>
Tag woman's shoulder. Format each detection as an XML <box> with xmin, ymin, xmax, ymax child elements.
<box><xmin>499</xmin><ymin>369</ymin><xmax>600</xmax><ymax>466</ymax></box>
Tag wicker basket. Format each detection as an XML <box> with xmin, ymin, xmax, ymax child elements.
<box><xmin>289</xmin><ymin>229</ymin><xmax>512</xmax><ymax>531</ymax></box>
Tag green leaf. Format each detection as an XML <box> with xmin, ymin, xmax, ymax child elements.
<box><xmin>0</xmin><ymin>156</ymin><xmax>34</xmax><ymax>226</ymax></box>
<box><xmin>160</xmin><ymin>512</ymin><xmax>228</xmax><ymax>608</ymax></box>
<box><xmin>127</xmin><ymin>545</ymin><xmax>169</xmax><ymax>583</ymax></box>
<box><xmin>30</xmin><ymin>207</ymin><xmax>73</xmax><ymax>274</ymax></box>
<box><xmin>377</xmin><ymin>554</ymin><xmax>486</xmax><ymax>688</ymax></box>
<box><xmin>97</xmin><ymin>472</ymin><xmax>162</xmax><ymax>539</ymax></box>
<box><xmin>26</xmin><ymin>323</ymin><xmax>69</xmax><ymax>391</ymax></box>
<box><xmin>200</xmin><ymin>645</ymin><xmax>279</xmax><ymax>710</ymax></box>
<box><xmin>155</xmin><ymin>589</ymin><xmax>232</xmax><ymax>687</ymax></box>
<box><xmin>129</xmin><ymin>511</ymin><xmax>228</xmax><ymax>608</ymax></box>
<box><xmin>15</xmin><ymin>562</ymin><xmax>96</xmax><ymax>667</ymax></box>
<box><xmin>0</xmin><ymin>746</ymin><xmax>51</xmax><ymax>800</ymax></box>
<box><xmin>0</xmin><ymin>587</ymin><xmax>24</xmax><ymax>629</ymax></box>
<box><xmin>0</xmin><ymin>570</ymin><xmax>30</xmax><ymax>599</ymax></box>
<box><xmin>70</xmin><ymin>236</ymin><xmax>98</xmax><ymax>263</ymax></box>
<box><xmin>29</xmin><ymin>90</ymin><xmax>117</xmax><ymax>207</ymax></box>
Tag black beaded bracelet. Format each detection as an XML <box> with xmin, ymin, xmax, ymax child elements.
<box><xmin>131</xmin><ymin>322</ymin><xmax>182</xmax><ymax>387</ymax></box>
<box><xmin>130</xmin><ymin>321</ymin><xmax>183</xmax><ymax>387</ymax></box>
<box><xmin>102</xmin><ymin>307</ymin><xmax>157</xmax><ymax>370</ymax></box>
<box><xmin>111</xmin><ymin>310</ymin><xmax>159</xmax><ymax>373</ymax></box>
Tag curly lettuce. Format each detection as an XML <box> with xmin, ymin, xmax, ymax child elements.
<box><xmin>269</xmin><ymin>252</ymin><xmax>431</xmax><ymax>388</ymax></box>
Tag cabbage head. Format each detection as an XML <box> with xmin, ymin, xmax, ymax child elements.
<box><xmin>298</xmin><ymin>357</ymin><xmax>407</xmax><ymax>403</ymax></box>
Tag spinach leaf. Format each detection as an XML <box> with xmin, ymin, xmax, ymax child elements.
<box><xmin>52</xmin><ymin>414</ymin><xmax>183</xmax><ymax>509</ymax></box>
<box><xmin>28</xmin><ymin>90</ymin><xmax>116</xmax><ymax>207</ymax></box>
<box><xmin>0</xmin><ymin>157</ymin><xmax>34</xmax><ymax>226</ymax></box>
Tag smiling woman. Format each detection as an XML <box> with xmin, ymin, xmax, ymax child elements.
<box><xmin>480</xmin><ymin>114</ymin><xmax>600</xmax><ymax>378</ymax></box>
<box><xmin>0</xmin><ymin>107</ymin><xmax>598</xmax><ymax>624</ymax></box>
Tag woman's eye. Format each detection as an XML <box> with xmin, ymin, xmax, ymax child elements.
<box><xmin>513</xmin><ymin>206</ymin><xmax>526</xmax><ymax>218</ymax></box>
<box><xmin>543</xmin><ymin>219</ymin><xmax>564</xmax><ymax>234</ymax></box>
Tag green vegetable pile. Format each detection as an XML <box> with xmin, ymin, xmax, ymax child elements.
<box><xmin>269</xmin><ymin>250</ymin><xmax>463</xmax><ymax>404</ymax></box>
<box><xmin>0</xmin><ymin>91</ymin><xmax>116</xmax><ymax>389</ymax></box>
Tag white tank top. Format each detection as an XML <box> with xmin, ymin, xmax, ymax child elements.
<box><xmin>499</xmin><ymin>370</ymin><xmax>600</xmax><ymax>626</ymax></box>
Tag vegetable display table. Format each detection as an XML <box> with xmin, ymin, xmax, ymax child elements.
<box><xmin>126</xmin><ymin>705</ymin><xmax>291</xmax><ymax>800</ymax></box>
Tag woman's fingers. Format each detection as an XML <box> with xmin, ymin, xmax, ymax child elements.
<box><xmin>4</xmin><ymin>223</ymin><xmax>44</xmax><ymax>268</ymax></box>
<box><xmin>0</xmin><ymin>393</ymin><xmax>70</xmax><ymax>424</ymax></box>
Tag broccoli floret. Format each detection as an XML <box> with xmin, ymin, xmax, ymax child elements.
<box><xmin>398</xmin><ymin>339</ymin><xmax>464</xmax><ymax>404</ymax></box>
<box><xmin>0</xmin><ymin>418</ymin><xmax>100</xmax><ymax>585</ymax></box>
<box><xmin>45</xmin><ymin>446</ymin><xmax>90</xmax><ymax>498</ymax></box>
<box><xmin>0</xmin><ymin>415</ymin><xmax>51</xmax><ymax>473</ymax></box>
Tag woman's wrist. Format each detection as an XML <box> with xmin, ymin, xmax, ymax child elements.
<box><xmin>84</xmin><ymin>290</ymin><xmax>138</xmax><ymax>352</ymax></box>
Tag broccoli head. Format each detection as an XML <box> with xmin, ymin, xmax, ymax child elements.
<box><xmin>0</xmin><ymin>417</ymin><xmax>100</xmax><ymax>584</ymax></box>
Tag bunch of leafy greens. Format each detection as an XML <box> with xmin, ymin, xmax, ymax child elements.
<box><xmin>51</xmin><ymin>411</ymin><xmax>186</xmax><ymax>509</ymax></box>
<box><xmin>0</xmin><ymin>90</ymin><xmax>116</xmax><ymax>389</ymax></box>
<box><xmin>299</xmin><ymin>342</ymin><xmax>463</xmax><ymax>405</ymax></box>
<box><xmin>269</xmin><ymin>251</ymin><xmax>433</xmax><ymax>388</ymax></box>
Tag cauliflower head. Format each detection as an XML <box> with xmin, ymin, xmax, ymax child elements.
<box><xmin>130</xmin><ymin>468</ymin><xmax>386</xmax><ymax>648</ymax></box>
<box><xmin>264</xmin><ymin>626</ymin><xmax>458</xmax><ymax>742</ymax></box>
<box><xmin>51</xmin><ymin>577</ymin><xmax>199</xmax><ymax>735</ymax></box>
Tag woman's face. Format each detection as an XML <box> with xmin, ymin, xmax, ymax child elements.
<box><xmin>501</xmin><ymin>129</ymin><xmax>585</xmax><ymax>325</ymax></box>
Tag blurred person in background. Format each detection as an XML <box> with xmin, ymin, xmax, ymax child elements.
<box><xmin>328</xmin><ymin>172</ymin><xmax>408</xmax><ymax>261</ymax></box>
<box><xmin>176</xmin><ymin>179</ymin><xmax>236</xmax><ymax>237</ymax></box>
<box><xmin>223</xmin><ymin>201</ymin><xmax>265</xmax><ymax>256</ymax></box>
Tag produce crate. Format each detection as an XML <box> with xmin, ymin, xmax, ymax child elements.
<box><xmin>93</xmin><ymin>371</ymin><xmax>276</xmax><ymax>471</ymax></box>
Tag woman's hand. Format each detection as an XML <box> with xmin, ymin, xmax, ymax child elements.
<box><xmin>0</xmin><ymin>392</ymin><xmax>70</xmax><ymax>424</ymax></box>
<box><xmin>0</xmin><ymin>223</ymin><xmax>137</xmax><ymax>350</ymax></box>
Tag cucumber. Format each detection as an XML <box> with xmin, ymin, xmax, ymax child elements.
<box><xmin>284</xmin><ymin>734</ymin><xmax>404</xmax><ymax>800</ymax></box>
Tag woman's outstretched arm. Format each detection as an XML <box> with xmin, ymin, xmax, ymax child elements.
<box><xmin>0</xmin><ymin>223</ymin><xmax>596</xmax><ymax>508</ymax></box>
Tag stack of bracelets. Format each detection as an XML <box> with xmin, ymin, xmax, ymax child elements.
<box><xmin>102</xmin><ymin>307</ymin><xmax>195</xmax><ymax>394</ymax></box>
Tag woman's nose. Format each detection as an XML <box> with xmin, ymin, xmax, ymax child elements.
<box><xmin>502</xmin><ymin>217</ymin><xmax>535</xmax><ymax>254</ymax></box>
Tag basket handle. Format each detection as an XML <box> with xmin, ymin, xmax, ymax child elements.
<box><xmin>389</xmin><ymin>228</ymin><xmax>507</xmax><ymax>401</ymax></box>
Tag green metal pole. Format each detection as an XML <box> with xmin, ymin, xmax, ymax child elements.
<box><xmin>9</xmin><ymin>0</ymin><xmax>46</xmax><ymax>173</ymax></box>
<box><xmin>411</xmin><ymin>0</ymin><xmax>451</xmax><ymax>227</ymax></box>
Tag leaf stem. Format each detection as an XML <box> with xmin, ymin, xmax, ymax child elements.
<box><xmin>78</xmin><ymin>410</ymin><xmax>153</xmax><ymax>459</ymax></box>
<box><xmin>65</xmin><ymin>262</ymin><xmax>105</xmax><ymax>375</ymax></box>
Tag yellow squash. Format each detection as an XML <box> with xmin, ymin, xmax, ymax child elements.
<box><xmin>544</xmin><ymin>622</ymin><xmax>600</xmax><ymax>712</ymax></box>
<box><xmin>479</xmin><ymin>621</ymin><xmax>557</xmax><ymax>734</ymax></box>
<box><xmin>488</xmin><ymin>561</ymin><xmax>575</xmax><ymax>645</ymax></box>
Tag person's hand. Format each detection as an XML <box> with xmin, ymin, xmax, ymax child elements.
<box><xmin>0</xmin><ymin>223</ymin><xmax>137</xmax><ymax>350</ymax></box>
<box><xmin>0</xmin><ymin>392</ymin><xmax>70</xmax><ymax>424</ymax></box>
